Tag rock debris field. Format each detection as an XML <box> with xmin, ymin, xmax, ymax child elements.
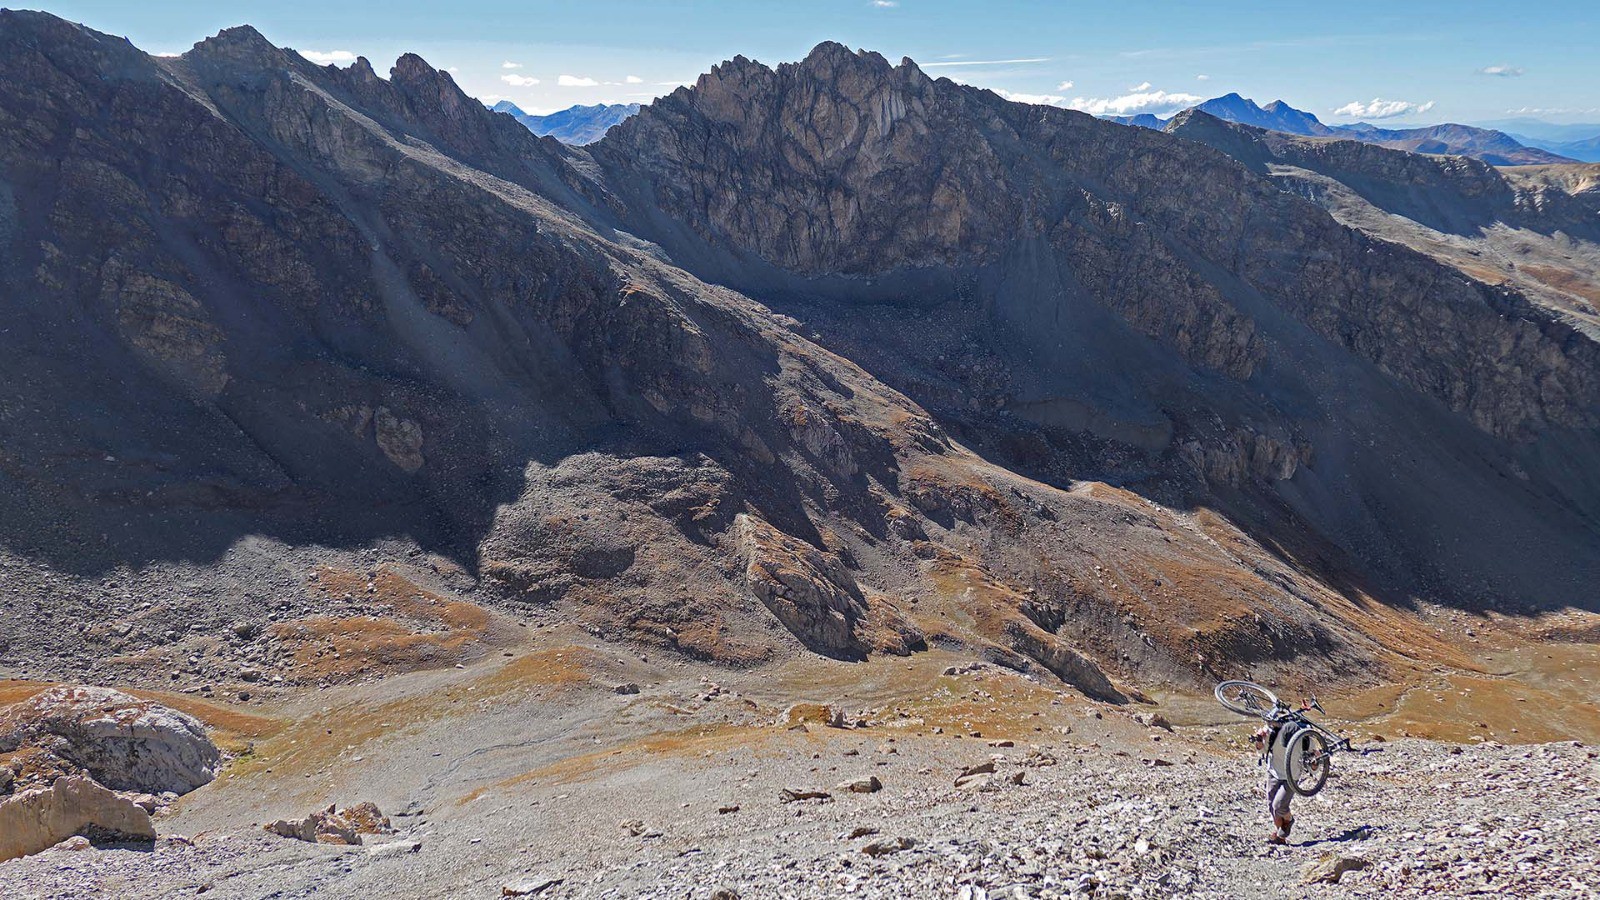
<box><xmin>2</xmin><ymin>658</ymin><xmax>1596</xmax><ymax>899</ymax></box>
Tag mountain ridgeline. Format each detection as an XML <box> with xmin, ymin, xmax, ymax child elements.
<box><xmin>489</xmin><ymin>100</ymin><xmax>640</xmax><ymax>144</ymax></box>
<box><xmin>1112</xmin><ymin>92</ymin><xmax>1576</xmax><ymax>166</ymax></box>
<box><xmin>2</xmin><ymin>15</ymin><xmax>1599</xmax><ymax>698</ymax></box>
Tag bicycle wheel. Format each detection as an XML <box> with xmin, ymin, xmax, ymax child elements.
<box><xmin>1214</xmin><ymin>680</ymin><xmax>1280</xmax><ymax>718</ymax></box>
<box><xmin>1287</xmin><ymin>729</ymin><xmax>1331</xmax><ymax>796</ymax></box>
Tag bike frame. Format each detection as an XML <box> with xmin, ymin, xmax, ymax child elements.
<box><xmin>1266</xmin><ymin>704</ymin><xmax>1354</xmax><ymax>761</ymax></box>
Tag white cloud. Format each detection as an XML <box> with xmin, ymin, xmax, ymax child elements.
<box><xmin>1056</xmin><ymin>80</ymin><xmax>1074</xmax><ymax>91</ymax></box>
<box><xmin>1196</xmin><ymin>74</ymin><xmax>1211</xmax><ymax>81</ymax></box>
<box><xmin>153</xmin><ymin>51</ymin><xmax>182</xmax><ymax>58</ymax></box>
<box><xmin>501</xmin><ymin>74</ymin><xmax>542</xmax><ymax>87</ymax></box>
<box><xmin>1476</xmin><ymin>64</ymin><xmax>1525</xmax><ymax>77</ymax></box>
<box><xmin>1331</xmin><ymin>97</ymin><xmax>1436</xmax><ymax>119</ymax></box>
<box><xmin>1067</xmin><ymin>88</ymin><xmax>1204</xmax><ymax>116</ymax></box>
<box><xmin>445</xmin><ymin>66</ymin><xmax>459</xmax><ymax>74</ymax></box>
<box><xmin>1128</xmin><ymin>81</ymin><xmax>1152</xmax><ymax>92</ymax></box>
<box><xmin>298</xmin><ymin>49</ymin><xmax>357</xmax><ymax>65</ymax></box>
<box><xmin>872</xmin><ymin>0</ymin><xmax>898</xmax><ymax>6</ymax></box>
<box><xmin>995</xmin><ymin>89</ymin><xmax>1071</xmax><ymax>107</ymax></box>
<box><xmin>558</xmin><ymin>74</ymin><xmax>599</xmax><ymax>87</ymax></box>
<box><xmin>502</xmin><ymin>61</ymin><xmax>523</xmax><ymax>69</ymax></box>
<box><xmin>921</xmin><ymin>57</ymin><xmax>1049</xmax><ymax>68</ymax></box>
<box><xmin>625</xmin><ymin>75</ymin><xmax>644</xmax><ymax>84</ymax></box>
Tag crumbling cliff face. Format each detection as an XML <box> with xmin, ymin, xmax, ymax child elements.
<box><xmin>1</xmin><ymin>15</ymin><xmax>1597</xmax><ymax>698</ymax></box>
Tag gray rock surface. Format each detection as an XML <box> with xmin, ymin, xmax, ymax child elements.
<box><xmin>0</xmin><ymin>686</ymin><xmax>220</xmax><ymax>794</ymax></box>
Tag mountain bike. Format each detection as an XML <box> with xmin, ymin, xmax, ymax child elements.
<box><xmin>1215</xmin><ymin>680</ymin><xmax>1363</xmax><ymax>796</ymax></box>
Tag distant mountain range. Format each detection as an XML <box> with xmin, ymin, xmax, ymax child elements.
<box><xmin>1526</xmin><ymin>136</ymin><xmax>1600</xmax><ymax>163</ymax></box>
<box><xmin>1109</xmin><ymin>93</ymin><xmax>1576</xmax><ymax>166</ymax></box>
<box><xmin>489</xmin><ymin>101</ymin><xmax>640</xmax><ymax>144</ymax></box>
<box><xmin>1469</xmin><ymin>119</ymin><xmax>1600</xmax><ymax>163</ymax></box>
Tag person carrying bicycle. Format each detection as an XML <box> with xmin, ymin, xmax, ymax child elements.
<box><xmin>1217</xmin><ymin>681</ymin><xmax>1355</xmax><ymax>847</ymax></box>
<box><xmin>1253</xmin><ymin>721</ymin><xmax>1295</xmax><ymax>844</ymax></box>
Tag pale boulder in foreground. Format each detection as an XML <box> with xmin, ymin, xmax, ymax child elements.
<box><xmin>0</xmin><ymin>775</ymin><xmax>155</xmax><ymax>862</ymax></box>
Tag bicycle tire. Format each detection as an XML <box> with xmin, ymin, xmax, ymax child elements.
<box><xmin>1288</xmin><ymin>729</ymin><xmax>1331</xmax><ymax>796</ymax></box>
<box><xmin>1214</xmin><ymin>680</ymin><xmax>1280</xmax><ymax>718</ymax></box>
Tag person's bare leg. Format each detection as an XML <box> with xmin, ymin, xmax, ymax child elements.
<box><xmin>1266</xmin><ymin>777</ymin><xmax>1294</xmax><ymax>844</ymax></box>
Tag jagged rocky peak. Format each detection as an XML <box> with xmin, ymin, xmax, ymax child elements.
<box><xmin>388</xmin><ymin>51</ymin><xmax>480</xmax><ymax>120</ymax></box>
<box><xmin>391</xmin><ymin>51</ymin><xmax>442</xmax><ymax>84</ymax></box>
<box><xmin>188</xmin><ymin>24</ymin><xmax>291</xmax><ymax>66</ymax></box>
<box><xmin>786</xmin><ymin>40</ymin><xmax>932</xmax><ymax>97</ymax></box>
<box><xmin>686</xmin><ymin>40</ymin><xmax>931</xmax><ymax>129</ymax></box>
<box><xmin>791</xmin><ymin>40</ymin><xmax>898</xmax><ymax>78</ymax></box>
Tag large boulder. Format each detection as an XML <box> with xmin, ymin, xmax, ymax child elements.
<box><xmin>0</xmin><ymin>686</ymin><xmax>221</xmax><ymax>794</ymax></box>
<box><xmin>0</xmin><ymin>775</ymin><xmax>155</xmax><ymax>861</ymax></box>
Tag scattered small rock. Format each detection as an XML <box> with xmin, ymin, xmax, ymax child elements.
<box><xmin>862</xmin><ymin>836</ymin><xmax>917</xmax><ymax>857</ymax></box>
<box><xmin>1301</xmin><ymin>852</ymin><xmax>1370</xmax><ymax>885</ymax></box>
<box><xmin>836</xmin><ymin>776</ymin><xmax>882</xmax><ymax>794</ymax></box>
<box><xmin>1134</xmin><ymin>712</ymin><xmax>1173</xmax><ymax>731</ymax></box>
<box><xmin>954</xmin><ymin>761</ymin><xmax>995</xmax><ymax>787</ymax></box>
<box><xmin>502</xmin><ymin>875</ymin><xmax>562</xmax><ymax>897</ymax></box>
<box><xmin>619</xmin><ymin>819</ymin><xmax>661</xmax><ymax>837</ymax></box>
<box><xmin>366</xmin><ymin>840</ymin><xmax>422</xmax><ymax>858</ymax></box>
<box><xmin>264</xmin><ymin>802</ymin><xmax>390</xmax><ymax>846</ymax></box>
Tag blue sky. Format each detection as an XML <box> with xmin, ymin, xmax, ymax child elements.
<box><xmin>31</xmin><ymin>1</ymin><xmax>1600</xmax><ymax>123</ymax></box>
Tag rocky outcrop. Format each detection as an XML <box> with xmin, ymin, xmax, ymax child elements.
<box><xmin>265</xmin><ymin>801</ymin><xmax>394</xmax><ymax>845</ymax></box>
<box><xmin>736</xmin><ymin>514</ymin><xmax>869</xmax><ymax>659</ymax></box>
<box><xmin>0</xmin><ymin>775</ymin><xmax>155</xmax><ymax>862</ymax></box>
<box><xmin>0</xmin><ymin>686</ymin><xmax>221</xmax><ymax>795</ymax></box>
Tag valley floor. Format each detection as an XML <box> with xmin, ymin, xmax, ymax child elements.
<box><xmin>3</xmin><ymin>638</ymin><xmax>1597</xmax><ymax>899</ymax></box>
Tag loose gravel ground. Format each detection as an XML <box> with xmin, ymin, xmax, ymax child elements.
<box><xmin>3</xmin><ymin>652</ymin><xmax>1596</xmax><ymax>899</ymax></box>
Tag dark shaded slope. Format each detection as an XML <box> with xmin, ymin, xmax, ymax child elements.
<box><xmin>0</xmin><ymin>15</ymin><xmax>906</xmax><ymax>603</ymax></box>
<box><xmin>588</xmin><ymin>43</ymin><xmax>1600</xmax><ymax>612</ymax></box>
